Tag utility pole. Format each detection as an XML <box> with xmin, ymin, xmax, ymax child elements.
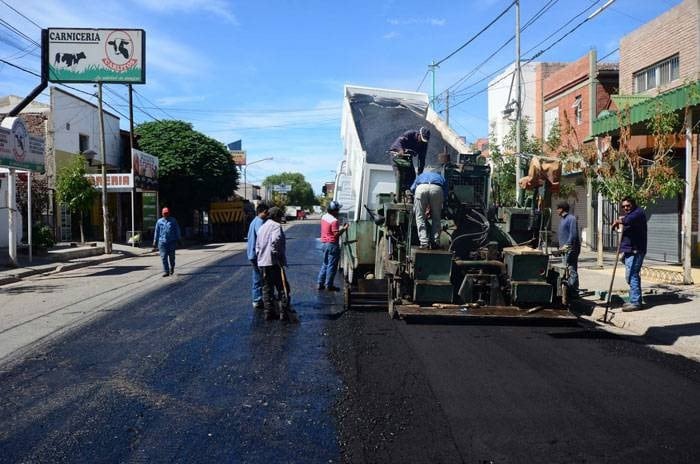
<box><xmin>430</xmin><ymin>61</ymin><xmax>438</xmax><ymax>110</ymax></box>
<box><xmin>97</xmin><ymin>82</ymin><xmax>111</xmax><ymax>254</ymax></box>
<box><xmin>445</xmin><ymin>90</ymin><xmax>450</xmax><ymax>125</ymax></box>
<box><xmin>514</xmin><ymin>0</ymin><xmax>522</xmax><ymax>206</ymax></box>
<box><xmin>128</xmin><ymin>84</ymin><xmax>136</xmax><ymax>248</ymax></box>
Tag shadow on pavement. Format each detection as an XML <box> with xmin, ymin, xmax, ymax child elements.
<box><xmin>0</xmin><ymin>284</ymin><xmax>65</xmax><ymax>295</ymax></box>
<box><xmin>644</xmin><ymin>322</ymin><xmax>700</xmax><ymax>345</ymax></box>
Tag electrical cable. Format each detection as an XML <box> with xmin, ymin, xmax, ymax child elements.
<box><xmin>433</xmin><ymin>0</ymin><xmax>516</xmax><ymax>67</ymax></box>
<box><xmin>0</xmin><ymin>0</ymin><xmax>42</xmax><ymax>29</ymax></box>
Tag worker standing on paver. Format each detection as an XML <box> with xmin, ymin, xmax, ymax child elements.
<box><xmin>247</xmin><ymin>202</ymin><xmax>269</xmax><ymax>310</ymax></box>
<box><xmin>410</xmin><ymin>171</ymin><xmax>447</xmax><ymax>249</ymax></box>
<box><xmin>612</xmin><ymin>196</ymin><xmax>648</xmax><ymax>311</ymax></box>
<box><xmin>317</xmin><ymin>201</ymin><xmax>349</xmax><ymax>292</ymax></box>
<box><xmin>256</xmin><ymin>207</ymin><xmax>289</xmax><ymax>320</ymax></box>
<box><xmin>556</xmin><ymin>201</ymin><xmax>580</xmax><ymax>298</ymax></box>
<box><xmin>152</xmin><ymin>207</ymin><xmax>181</xmax><ymax>277</ymax></box>
<box><xmin>389</xmin><ymin>127</ymin><xmax>431</xmax><ymax>202</ymax></box>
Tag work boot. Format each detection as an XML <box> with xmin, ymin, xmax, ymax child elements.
<box><xmin>317</xmin><ymin>284</ymin><xmax>325</xmax><ymax>290</ymax></box>
<box><xmin>326</xmin><ymin>285</ymin><xmax>340</xmax><ymax>292</ymax></box>
<box><xmin>162</xmin><ymin>272</ymin><xmax>169</xmax><ymax>277</ymax></box>
<box><xmin>253</xmin><ymin>300</ymin><xmax>264</xmax><ymax>310</ymax></box>
<box><xmin>264</xmin><ymin>309</ymin><xmax>278</xmax><ymax>320</ymax></box>
<box><xmin>621</xmin><ymin>303</ymin><xmax>642</xmax><ymax>312</ymax></box>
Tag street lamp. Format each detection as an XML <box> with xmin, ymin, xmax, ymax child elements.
<box><xmin>243</xmin><ymin>157</ymin><xmax>273</xmax><ymax>201</ymax></box>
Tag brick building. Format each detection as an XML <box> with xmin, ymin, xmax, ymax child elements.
<box><xmin>591</xmin><ymin>0</ymin><xmax>700</xmax><ymax>278</ymax></box>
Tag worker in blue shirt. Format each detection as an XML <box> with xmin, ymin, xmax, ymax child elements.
<box><xmin>246</xmin><ymin>202</ymin><xmax>269</xmax><ymax>309</ymax></box>
<box><xmin>152</xmin><ymin>207</ymin><xmax>181</xmax><ymax>277</ymax></box>
<box><xmin>410</xmin><ymin>171</ymin><xmax>448</xmax><ymax>249</ymax></box>
<box><xmin>389</xmin><ymin>127</ymin><xmax>431</xmax><ymax>202</ymax></box>
<box><xmin>612</xmin><ymin>196</ymin><xmax>648</xmax><ymax>311</ymax></box>
<box><xmin>556</xmin><ymin>201</ymin><xmax>580</xmax><ymax>298</ymax></box>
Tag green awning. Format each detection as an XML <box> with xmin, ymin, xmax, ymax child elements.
<box><xmin>591</xmin><ymin>81</ymin><xmax>700</xmax><ymax>137</ymax></box>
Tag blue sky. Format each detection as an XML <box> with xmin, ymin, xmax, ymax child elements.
<box><xmin>0</xmin><ymin>0</ymin><xmax>682</xmax><ymax>193</ymax></box>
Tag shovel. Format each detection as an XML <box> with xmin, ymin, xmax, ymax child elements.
<box><xmin>601</xmin><ymin>230</ymin><xmax>623</xmax><ymax>324</ymax></box>
<box><xmin>279</xmin><ymin>265</ymin><xmax>299</xmax><ymax>323</ymax></box>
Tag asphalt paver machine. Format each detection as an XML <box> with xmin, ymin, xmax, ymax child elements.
<box><xmin>343</xmin><ymin>154</ymin><xmax>576</xmax><ymax>324</ymax></box>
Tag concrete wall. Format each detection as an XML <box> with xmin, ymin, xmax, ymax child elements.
<box><xmin>620</xmin><ymin>0</ymin><xmax>700</xmax><ymax>95</ymax></box>
<box><xmin>51</xmin><ymin>87</ymin><xmax>121</xmax><ymax>170</ymax></box>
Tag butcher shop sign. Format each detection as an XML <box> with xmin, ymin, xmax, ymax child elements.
<box><xmin>47</xmin><ymin>28</ymin><xmax>145</xmax><ymax>83</ymax></box>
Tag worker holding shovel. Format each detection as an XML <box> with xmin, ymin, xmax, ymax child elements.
<box><xmin>255</xmin><ymin>207</ymin><xmax>295</xmax><ymax>321</ymax></box>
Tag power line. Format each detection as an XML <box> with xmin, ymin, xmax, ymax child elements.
<box><xmin>448</xmin><ymin>1</ymin><xmax>613</xmax><ymax>112</ymax></box>
<box><xmin>416</xmin><ymin>69</ymin><xmax>430</xmax><ymax>91</ymax></box>
<box><xmin>0</xmin><ymin>18</ymin><xmax>40</xmax><ymax>47</ymax></box>
<box><xmin>132</xmin><ymin>87</ymin><xmax>176</xmax><ymax>120</ymax></box>
<box><xmin>597</xmin><ymin>47</ymin><xmax>619</xmax><ymax>63</ymax></box>
<box><xmin>437</xmin><ymin>0</ymin><xmax>565</xmax><ymax>100</ymax></box>
<box><xmin>0</xmin><ymin>0</ymin><xmax>42</xmax><ymax>29</ymax></box>
<box><xmin>433</xmin><ymin>0</ymin><xmax>516</xmax><ymax>67</ymax></box>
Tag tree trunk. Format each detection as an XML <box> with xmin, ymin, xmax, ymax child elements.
<box><xmin>79</xmin><ymin>215</ymin><xmax>85</xmax><ymax>244</ymax></box>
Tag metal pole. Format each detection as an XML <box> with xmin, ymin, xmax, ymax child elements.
<box><xmin>8</xmin><ymin>169</ymin><xmax>17</xmax><ymax>266</ymax></box>
<box><xmin>244</xmin><ymin>166</ymin><xmax>247</xmax><ymax>201</ymax></box>
<box><xmin>430</xmin><ymin>61</ymin><xmax>437</xmax><ymax>110</ymax></box>
<box><xmin>596</xmin><ymin>137</ymin><xmax>604</xmax><ymax>268</ymax></box>
<box><xmin>28</xmin><ymin>172</ymin><xmax>32</xmax><ymax>263</ymax></box>
<box><xmin>514</xmin><ymin>0</ymin><xmax>522</xmax><ymax>206</ymax></box>
<box><xmin>129</xmin><ymin>84</ymin><xmax>136</xmax><ymax>247</ymax></box>
<box><xmin>445</xmin><ymin>90</ymin><xmax>450</xmax><ymax>125</ymax></box>
<box><xmin>97</xmin><ymin>82</ymin><xmax>111</xmax><ymax>253</ymax></box>
<box><xmin>683</xmin><ymin>112</ymin><xmax>693</xmax><ymax>284</ymax></box>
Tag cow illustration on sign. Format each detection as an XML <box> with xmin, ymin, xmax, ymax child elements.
<box><xmin>103</xmin><ymin>31</ymin><xmax>136</xmax><ymax>71</ymax></box>
<box><xmin>107</xmin><ymin>39</ymin><xmax>130</xmax><ymax>59</ymax></box>
<box><xmin>54</xmin><ymin>52</ymin><xmax>86</xmax><ymax>67</ymax></box>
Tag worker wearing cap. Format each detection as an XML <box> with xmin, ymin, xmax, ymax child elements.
<box><xmin>389</xmin><ymin>126</ymin><xmax>431</xmax><ymax>202</ymax></box>
<box><xmin>152</xmin><ymin>207</ymin><xmax>181</xmax><ymax>277</ymax></box>
<box><xmin>411</xmin><ymin>171</ymin><xmax>447</xmax><ymax>249</ymax></box>
<box><xmin>556</xmin><ymin>201</ymin><xmax>580</xmax><ymax>298</ymax></box>
<box><xmin>317</xmin><ymin>201</ymin><xmax>349</xmax><ymax>291</ymax></box>
<box><xmin>256</xmin><ymin>206</ymin><xmax>289</xmax><ymax>320</ymax></box>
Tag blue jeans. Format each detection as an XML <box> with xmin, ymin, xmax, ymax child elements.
<box><xmin>158</xmin><ymin>242</ymin><xmax>176</xmax><ymax>273</ymax></box>
<box><xmin>563</xmin><ymin>251</ymin><xmax>579</xmax><ymax>295</ymax></box>
<box><xmin>624</xmin><ymin>252</ymin><xmax>645</xmax><ymax>306</ymax></box>
<box><xmin>251</xmin><ymin>259</ymin><xmax>263</xmax><ymax>303</ymax></box>
<box><xmin>318</xmin><ymin>242</ymin><xmax>340</xmax><ymax>287</ymax></box>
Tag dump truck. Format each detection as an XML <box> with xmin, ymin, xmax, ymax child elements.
<box><xmin>209</xmin><ymin>198</ymin><xmax>252</xmax><ymax>242</ymax></box>
<box><xmin>337</xmin><ymin>85</ymin><xmax>575</xmax><ymax>324</ymax></box>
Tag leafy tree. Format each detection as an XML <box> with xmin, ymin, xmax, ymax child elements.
<box><xmin>262</xmin><ymin>172</ymin><xmax>316</xmax><ymax>209</ymax></box>
<box><xmin>55</xmin><ymin>155</ymin><xmax>95</xmax><ymax>243</ymax></box>
<box><xmin>135</xmin><ymin>120</ymin><xmax>239</xmax><ymax>223</ymax></box>
<box><xmin>557</xmin><ymin>92</ymin><xmax>690</xmax><ymax>207</ymax></box>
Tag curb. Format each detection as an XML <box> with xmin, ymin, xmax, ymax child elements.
<box><xmin>0</xmin><ymin>252</ymin><xmax>139</xmax><ymax>287</ymax></box>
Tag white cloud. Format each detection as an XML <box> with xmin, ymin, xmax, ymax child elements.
<box><xmin>383</xmin><ymin>31</ymin><xmax>400</xmax><ymax>40</ymax></box>
<box><xmin>133</xmin><ymin>0</ymin><xmax>238</xmax><ymax>25</ymax></box>
<box><xmin>387</xmin><ymin>18</ymin><xmax>447</xmax><ymax>26</ymax></box>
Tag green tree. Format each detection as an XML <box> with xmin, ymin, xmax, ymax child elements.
<box><xmin>55</xmin><ymin>155</ymin><xmax>95</xmax><ymax>243</ymax></box>
<box><xmin>262</xmin><ymin>172</ymin><xmax>316</xmax><ymax>209</ymax></box>
<box><xmin>135</xmin><ymin>120</ymin><xmax>238</xmax><ymax>223</ymax></box>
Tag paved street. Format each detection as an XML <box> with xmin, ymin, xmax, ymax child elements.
<box><xmin>1</xmin><ymin>222</ymin><xmax>700</xmax><ymax>463</ymax></box>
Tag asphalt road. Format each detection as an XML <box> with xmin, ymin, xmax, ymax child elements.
<box><xmin>1</xmin><ymin>222</ymin><xmax>700</xmax><ymax>463</ymax></box>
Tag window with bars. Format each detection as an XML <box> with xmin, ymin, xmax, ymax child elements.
<box><xmin>634</xmin><ymin>55</ymin><xmax>680</xmax><ymax>93</ymax></box>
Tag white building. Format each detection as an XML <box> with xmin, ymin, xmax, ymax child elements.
<box><xmin>487</xmin><ymin>62</ymin><xmax>539</xmax><ymax>151</ymax></box>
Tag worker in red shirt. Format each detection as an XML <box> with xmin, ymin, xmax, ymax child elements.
<box><xmin>317</xmin><ymin>201</ymin><xmax>349</xmax><ymax>291</ymax></box>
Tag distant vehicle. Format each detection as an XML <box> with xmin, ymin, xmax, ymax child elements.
<box><xmin>313</xmin><ymin>205</ymin><xmax>323</xmax><ymax>215</ymax></box>
<box><xmin>285</xmin><ymin>205</ymin><xmax>301</xmax><ymax>220</ymax></box>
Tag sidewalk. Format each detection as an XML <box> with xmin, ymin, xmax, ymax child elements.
<box><xmin>572</xmin><ymin>249</ymin><xmax>700</xmax><ymax>362</ymax></box>
<box><xmin>0</xmin><ymin>242</ymin><xmax>153</xmax><ymax>286</ymax></box>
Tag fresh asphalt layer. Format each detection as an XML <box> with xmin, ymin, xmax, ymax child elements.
<box><xmin>1</xmin><ymin>222</ymin><xmax>699</xmax><ymax>463</ymax></box>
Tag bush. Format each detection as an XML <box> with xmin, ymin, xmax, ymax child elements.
<box><xmin>32</xmin><ymin>223</ymin><xmax>55</xmax><ymax>249</ymax></box>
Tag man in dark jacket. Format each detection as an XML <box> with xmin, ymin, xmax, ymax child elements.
<box><xmin>556</xmin><ymin>201</ymin><xmax>580</xmax><ymax>298</ymax></box>
<box><xmin>389</xmin><ymin>126</ymin><xmax>430</xmax><ymax>202</ymax></box>
<box><xmin>612</xmin><ymin>196</ymin><xmax>647</xmax><ymax>311</ymax></box>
